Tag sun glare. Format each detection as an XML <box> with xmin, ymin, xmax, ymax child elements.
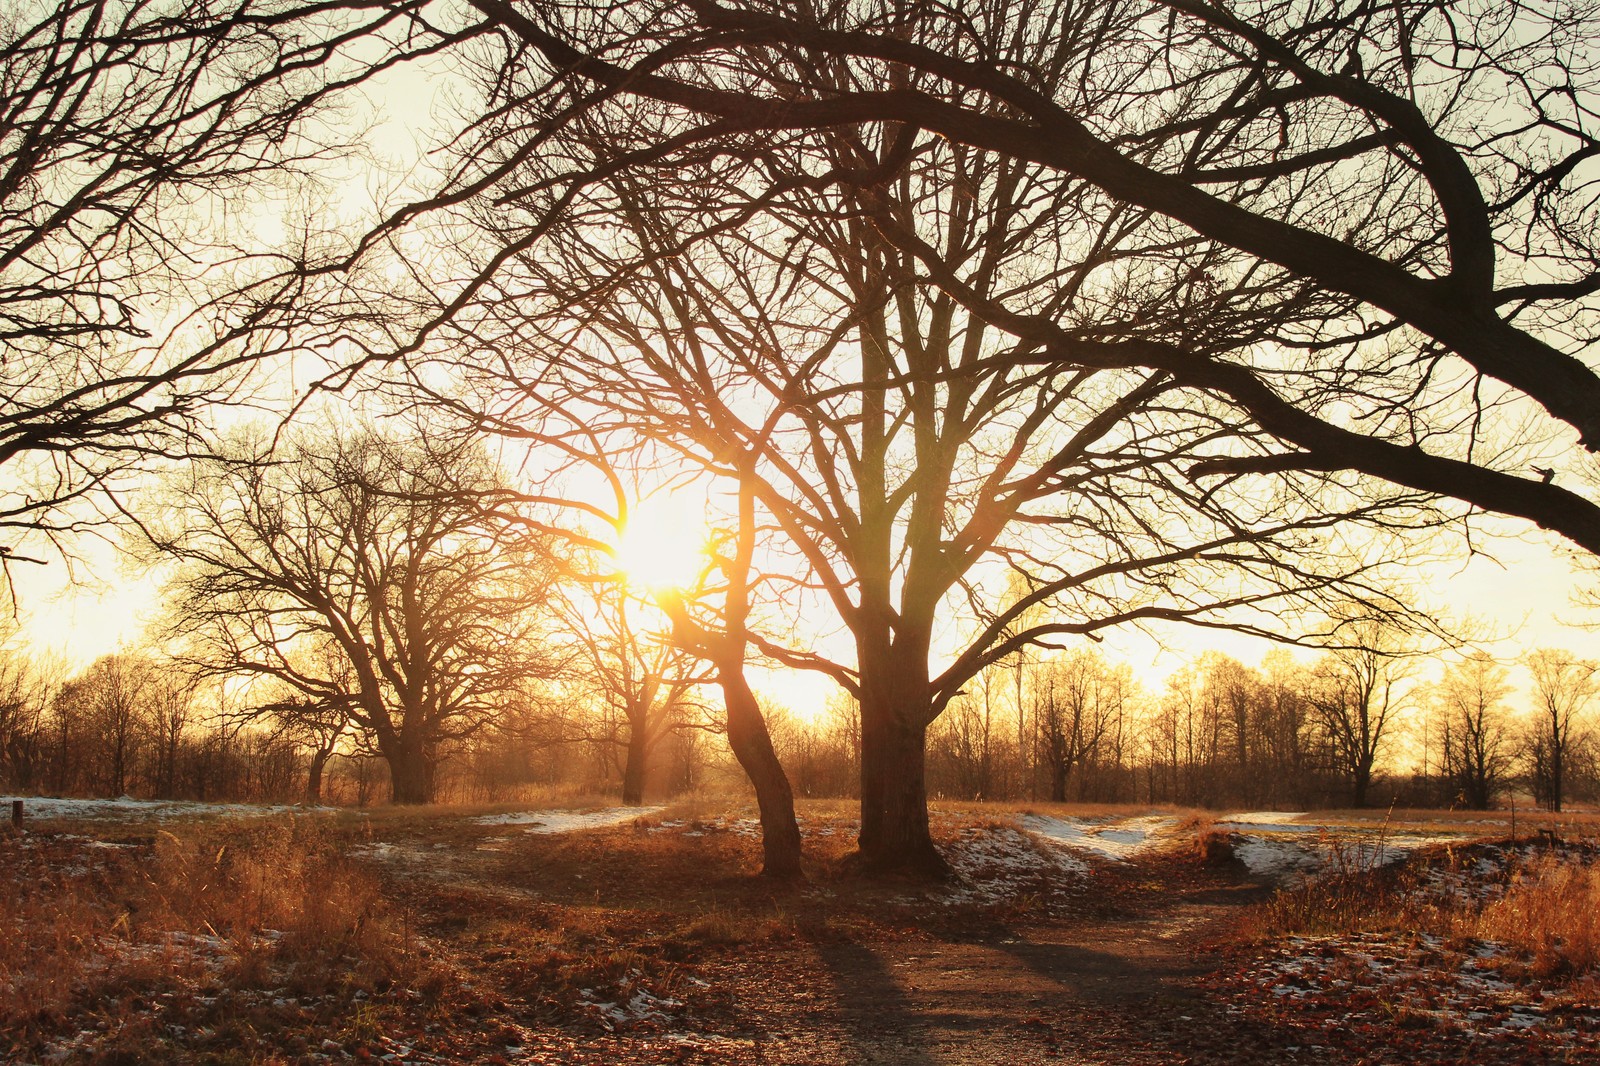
<box><xmin>616</xmin><ymin>494</ymin><xmax>710</xmax><ymax>591</ymax></box>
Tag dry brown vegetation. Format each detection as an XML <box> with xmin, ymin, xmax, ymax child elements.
<box><xmin>0</xmin><ymin>816</ymin><xmax>445</xmax><ymax>1061</ymax></box>
<box><xmin>4</xmin><ymin>800</ymin><xmax>1598</xmax><ymax>1064</ymax></box>
<box><xmin>1256</xmin><ymin>834</ymin><xmax>1600</xmax><ymax>979</ymax></box>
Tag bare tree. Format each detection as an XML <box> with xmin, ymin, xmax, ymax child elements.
<box><xmin>1035</xmin><ymin>649</ymin><xmax>1130</xmax><ymax>804</ymax></box>
<box><xmin>142</xmin><ymin>422</ymin><xmax>554</xmax><ymax>803</ymax></box>
<box><xmin>0</xmin><ymin>0</ymin><xmax>470</xmax><ymax>586</ymax></box>
<box><xmin>454</xmin><ymin>0</ymin><xmax>1600</xmax><ymax>563</ymax></box>
<box><xmin>386</xmin><ymin>24</ymin><xmax>1457</xmax><ymax>876</ymax></box>
<box><xmin>551</xmin><ymin>564</ymin><xmax>710</xmax><ymax>806</ymax></box>
<box><xmin>1434</xmin><ymin>651</ymin><xmax>1514</xmax><ymax>810</ymax></box>
<box><xmin>1523</xmin><ymin>648</ymin><xmax>1597</xmax><ymax>812</ymax></box>
<box><xmin>1307</xmin><ymin>620</ymin><xmax>1414</xmax><ymax>807</ymax></box>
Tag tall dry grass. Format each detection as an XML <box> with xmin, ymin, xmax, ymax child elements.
<box><xmin>1473</xmin><ymin>857</ymin><xmax>1600</xmax><ymax>977</ymax></box>
<box><xmin>1254</xmin><ymin>840</ymin><xmax>1600</xmax><ymax>981</ymax></box>
<box><xmin>0</xmin><ymin>816</ymin><xmax>417</xmax><ymax>1040</ymax></box>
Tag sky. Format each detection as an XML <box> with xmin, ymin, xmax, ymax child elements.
<box><xmin>8</xmin><ymin>37</ymin><xmax>1595</xmax><ymax>727</ymax></box>
<box><xmin>13</xmin><ymin>503</ymin><xmax>1589</xmax><ymax>727</ymax></box>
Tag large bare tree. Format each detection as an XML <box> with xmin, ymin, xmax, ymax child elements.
<box><xmin>143</xmin><ymin>423</ymin><xmax>553</xmax><ymax>803</ymax></box>
<box><xmin>448</xmin><ymin>0</ymin><xmax>1600</xmax><ymax>564</ymax></box>
<box><xmin>375</xmin><ymin>30</ymin><xmax>1442</xmax><ymax>875</ymax></box>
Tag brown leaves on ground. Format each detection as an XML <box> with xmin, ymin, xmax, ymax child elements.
<box><xmin>3</xmin><ymin>803</ymin><xmax>1597</xmax><ymax>1065</ymax></box>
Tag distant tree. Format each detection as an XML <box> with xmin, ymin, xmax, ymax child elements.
<box><xmin>1436</xmin><ymin>652</ymin><xmax>1514</xmax><ymax>810</ymax></box>
<box><xmin>51</xmin><ymin>653</ymin><xmax>172</xmax><ymax>796</ymax></box>
<box><xmin>1198</xmin><ymin>654</ymin><xmax>1266</xmax><ymax>806</ymax></box>
<box><xmin>0</xmin><ymin>640</ymin><xmax>64</xmax><ymax>792</ymax></box>
<box><xmin>1035</xmin><ymin>650</ymin><xmax>1131</xmax><ymax>804</ymax></box>
<box><xmin>1257</xmin><ymin>650</ymin><xmax>1316</xmax><ymax>807</ymax></box>
<box><xmin>1522</xmin><ymin>649</ymin><xmax>1597</xmax><ymax>812</ymax></box>
<box><xmin>1307</xmin><ymin>620</ymin><xmax>1414</xmax><ymax>808</ymax></box>
<box><xmin>552</xmin><ymin>569</ymin><xmax>710</xmax><ymax>806</ymax></box>
<box><xmin>144</xmin><ymin>423</ymin><xmax>554</xmax><ymax>803</ymax></box>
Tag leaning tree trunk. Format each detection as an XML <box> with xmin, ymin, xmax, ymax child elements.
<box><xmin>719</xmin><ymin>661</ymin><xmax>803</xmax><ymax>880</ymax></box>
<box><xmin>305</xmin><ymin>747</ymin><xmax>332</xmax><ymax>805</ymax></box>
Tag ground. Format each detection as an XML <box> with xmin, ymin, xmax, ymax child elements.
<box><xmin>1</xmin><ymin>796</ymin><xmax>1596</xmax><ymax>1064</ymax></box>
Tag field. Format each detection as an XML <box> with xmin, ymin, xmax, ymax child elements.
<box><xmin>2</xmin><ymin>796</ymin><xmax>1597</xmax><ymax>1065</ymax></box>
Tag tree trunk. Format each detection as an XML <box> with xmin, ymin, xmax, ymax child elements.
<box><xmin>1551</xmin><ymin>744</ymin><xmax>1563</xmax><ymax>813</ymax></box>
<box><xmin>386</xmin><ymin>738</ymin><xmax>433</xmax><ymax>804</ymax></box>
<box><xmin>306</xmin><ymin>747</ymin><xmax>331</xmax><ymax>805</ymax></box>
<box><xmin>1050</xmin><ymin>759</ymin><xmax>1068</xmax><ymax>803</ymax></box>
<box><xmin>1351</xmin><ymin>762</ymin><xmax>1371</xmax><ymax>808</ymax></box>
<box><xmin>621</xmin><ymin>721</ymin><xmax>650</xmax><ymax>806</ymax></box>
<box><xmin>857</xmin><ymin>701</ymin><xmax>945</xmax><ymax>877</ymax></box>
<box><xmin>720</xmin><ymin>664</ymin><xmax>803</xmax><ymax>880</ymax></box>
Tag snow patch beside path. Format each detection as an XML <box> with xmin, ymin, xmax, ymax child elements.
<box><xmin>0</xmin><ymin>795</ymin><xmax>325</xmax><ymax>821</ymax></box>
<box><xmin>1020</xmin><ymin>813</ymin><xmax>1181</xmax><ymax>861</ymax></box>
<box><xmin>1216</xmin><ymin>811</ymin><xmax>1321</xmax><ymax>833</ymax></box>
<box><xmin>471</xmin><ymin>806</ymin><xmax>662</xmax><ymax>833</ymax></box>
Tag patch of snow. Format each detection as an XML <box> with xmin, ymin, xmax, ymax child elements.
<box><xmin>1216</xmin><ymin>812</ymin><xmax>1324</xmax><ymax>834</ymax></box>
<box><xmin>1233</xmin><ymin>835</ymin><xmax>1321</xmax><ymax>877</ymax></box>
<box><xmin>1020</xmin><ymin>813</ymin><xmax>1180</xmax><ymax>861</ymax></box>
<box><xmin>470</xmin><ymin>806</ymin><xmax>662</xmax><ymax>833</ymax></box>
<box><xmin>1</xmin><ymin>795</ymin><xmax>329</xmax><ymax>821</ymax></box>
<box><xmin>580</xmin><ymin>973</ymin><xmax>683</xmax><ymax>1032</ymax></box>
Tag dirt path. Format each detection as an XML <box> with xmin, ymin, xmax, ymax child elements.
<box><xmin>375</xmin><ymin>815</ymin><xmax>1309</xmax><ymax>1065</ymax></box>
<box><xmin>683</xmin><ymin>867</ymin><xmax>1285</xmax><ymax>1065</ymax></box>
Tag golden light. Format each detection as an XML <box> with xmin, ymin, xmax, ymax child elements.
<box><xmin>616</xmin><ymin>493</ymin><xmax>710</xmax><ymax>592</ymax></box>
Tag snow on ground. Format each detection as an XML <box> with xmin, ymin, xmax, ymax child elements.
<box><xmin>470</xmin><ymin>805</ymin><xmax>663</xmax><ymax>833</ymax></box>
<box><xmin>1231</xmin><ymin>835</ymin><xmax>1323</xmax><ymax>878</ymax></box>
<box><xmin>1246</xmin><ymin>929</ymin><xmax>1600</xmax><ymax>1045</ymax></box>
<box><xmin>1</xmin><ymin>795</ymin><xmax>323</xmax><ymax>821</ymax></box>
<box><xmin>939</xmin><ymin>823</ymin><xmax>1091</xmax><ymax>905</ymax></box>
<box><xmin>580</xmin><ymin>973</ymin><xmax>685</xmax><ymax>1032</ymax></box>
<box><xmin>1212</xmin><ymin>811</ymin><xmax>1477</xmax><ymax>879</ymax></box>
<box><xmin>1215</xmin><ymin>811</ymin><xmax>1322</xmax><ymax>833</ymax></box>
<box><xmin>1019</xmin><ymin>813</ymin><xmax>1181</xmax><ymax>861</ymax></box>
<box><xmin>1223</xmin><ymin>841</ymin><xmax>1600</xmax><ymax>1055</ymax></box>
<box><xmin>648</xmin><ymin>815</ymin><xmax>764</xmax><ymax>838</ymax></box>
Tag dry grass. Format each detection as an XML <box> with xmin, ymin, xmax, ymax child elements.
<box><xmin>1474</xmin><ymin>857</ymin><xmax>1600</xmax><ymax>977</ymax></box>
<box><xmin>1253</xmin><ymin>837</ymin><xmax>1600</xmax><ymax>982</ymax></box>
<box><xmin>0</xmin><ymin>816</ymin><xmax>425</xmax><ymax>1047</ymax></box>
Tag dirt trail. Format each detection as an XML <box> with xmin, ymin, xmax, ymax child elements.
<box><xmin>692</xmin><ymin>867</ymin><xmax>1283</xmax><ymax>1066</ymax></box>
<box><xmin>374</xmin><ymin>814</ymin><xmax>1303</xmax><ymax>1065</ymax></box>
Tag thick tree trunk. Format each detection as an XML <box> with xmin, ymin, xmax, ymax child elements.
<box><xmin>1050</xmin><ymin>760</ymin><xmax>1068</xmax><ymax>803</ymax></box>
<box><xmin>720</xmin><ymin>664</ymin><xmax>803</xmax><ymax>880</ymax></box>
<box><xmin>621</xmin><ymin>723</ymin><xmax>650</xmax><ymax>806</ymax></box>
<box><xmin>386</xmin><ymin>738</ymin><xmax>433</xmax><ymax>804</ymax></box>
<box><xmin>857</xmin><ymin>701</ymin><xmax>945</xmax><ymax>877</ymax></box>
<box><xmin>1351</xmin><ymin>762</ymin><xmax>1371</xmax><ymax>808</ymax></box>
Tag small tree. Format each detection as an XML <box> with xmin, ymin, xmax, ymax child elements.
<box><xmin>1522</xmin><ymin>649</ymin><xmax>1597</xmax><ymax>812</ymax></box>
<box><xmin>1035</xmin><ymin>650</ymin><xmax>1129</xmax><ymax>804</ymax></box>
<box><xmin>1306</xmin><ymin>620</ymin><xmax>1413</xmax><ymax>808</ymax></box>
<box><xmin>1436</xmin><ymin>652</ymin><xmax>1514</xmax><ymax>810</ymax></box>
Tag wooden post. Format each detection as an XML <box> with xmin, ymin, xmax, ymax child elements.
<box><xmin>9</xmin><ymin>799</ymin><xmax>20</xmax><ymax>831</ymax></box>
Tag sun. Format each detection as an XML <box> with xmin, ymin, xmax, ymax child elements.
<box><xmin>616</xmin><ymin>493</ymin><xmax>710</xmax><ymax>592</ymax></box>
